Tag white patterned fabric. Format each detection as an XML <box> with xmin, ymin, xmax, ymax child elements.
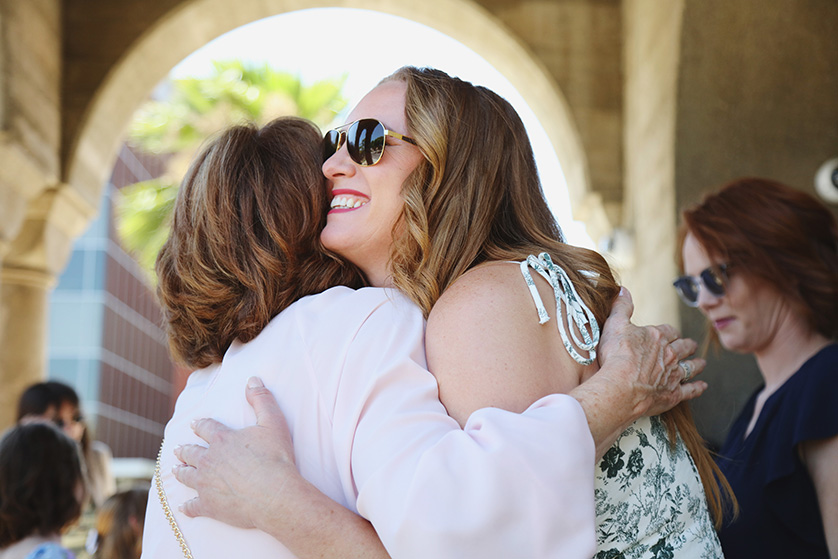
<box><xmin>520</xmin><ymin>253</ymin><xmax>599</xmax><ymax>365</ymax></box>
<box><xmin>519</xmin><ymin>256</ymin><xmax>724</xmax><ymax>559</ymax></box>
<box><xmin>594</xmin><ymin>416</ymin><xmax>723</xmax><ymax>559</ymax></box>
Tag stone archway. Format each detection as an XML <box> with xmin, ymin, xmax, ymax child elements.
<box><xmin>65</xmin><ymin>0</ymin><xmax>604</xmax><ymax>241</ymax></box>
<box><xmin>3</xmin><ymin>0</ymin><xmax>610</xmax><ymax>432</ymax></box>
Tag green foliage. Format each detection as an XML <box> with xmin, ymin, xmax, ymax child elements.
<box><xmin>117</xmin><ymin>60</ymin><xmax>348</xmax><ymax>283</ymax></box>
<box><xmin>128</xmin><ymin>61</ymin><xmax>347</xmax><ymax>155</ymax></box>
<box><xmin>116</xmin><ymin>179</ymin><xmax>178</xmax><ymax>277</ymax></box>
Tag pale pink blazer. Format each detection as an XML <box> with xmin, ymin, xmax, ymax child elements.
<box><xmin>142</xmin><ymin>287</ymin><xmax>596</xmax><ymax>559</ymax></box>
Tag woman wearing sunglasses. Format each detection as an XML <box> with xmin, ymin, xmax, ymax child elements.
<box><xmin>163</xmin><ymin>67</ymin><xmax>726</xmax><ymax>558</ymax></box>
<box><xmin>676</xmin><ymin>177</ymin><xmax>838</xmax><ymax>558</ymax></box>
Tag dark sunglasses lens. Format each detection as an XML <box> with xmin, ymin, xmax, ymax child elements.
<box><xmin>673</xmin><ymin>277</ymin><xmax>699</xmax><ymax>306</ymax></box>
<box><xmin>323</xmin><ymin>130</ymin><xmax>341</xmax><ymax>162</ymax></box>
<box><xmin>348</xmin><ymin>119</ymin><xmax>385</xmax><ymax>166</ymax></box>
<box><xmin>701</xmin><ymin>267</ymin><xmax>726</xmax><ymax>296</ymax></box>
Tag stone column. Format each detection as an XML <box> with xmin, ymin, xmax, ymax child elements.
<box><xmin>0</xmin><ymin>186</ymin><xmax>94</xmax><ymax>430</ymax></box>
<box><xmin>0</xmin><ymin>138</ymin><xmax>54</xmax><ymax>429</ymax></box>
<box><xmin>0</xmin><ymin>267</ymin><xmax>52</xmax><ymax>427</ymax></box>
<box><xmin>620</xmin><ymin>0</ymin><xmax>684</xmax><ymax>326</ymax></box>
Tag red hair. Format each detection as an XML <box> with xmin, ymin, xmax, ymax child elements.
<box><xmin>679</xmin><ymin>177</ymin><xmax>838</xmax><ymax>339</ymax></box>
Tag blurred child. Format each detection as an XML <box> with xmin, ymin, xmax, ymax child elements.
<box><xmin>91</xmin><ymin>488</ymin><xmax>148</xmax><ymax>559</ymax></box>
<box><xmin>0</xmin><ymin>422</ymin><xmax>86</xmax><ymax>559</ymax></box>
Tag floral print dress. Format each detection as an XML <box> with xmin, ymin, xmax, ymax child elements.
<box><xmin>594</xmin><ymin>416</ymin><xmax>723</xmax><ymax>558</ymax></box>
<box><xmin>519</xmin><ymin>254</ymin><xmax>724</xmax><ymax>559</ymax></box>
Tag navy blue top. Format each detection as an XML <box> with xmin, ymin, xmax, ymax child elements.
<box><xmin>717</xmin><ymin>344</ymin><xmax>838</xmax><ymax>558</ymax></box>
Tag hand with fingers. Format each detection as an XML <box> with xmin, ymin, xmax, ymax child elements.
<box><xmin>597</xmin><ymin>287</ymin><xmax>707</xmax><ymax>417</ymax></box>
<box><xmin>570</xmin><ymin>287</ymin><xmax>708</xmax><ymax>456</ymax></box>
<box><xmin>172</xmin><ymin>376</ymin><xmax>298</xmax><ymax>529</ymax></box>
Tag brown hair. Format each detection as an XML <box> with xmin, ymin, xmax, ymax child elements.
<box><xmin>15</xmin><ymin>381</ymin><xmax>103</xmax><ymax>507</ymax></box>
<box><xmin>679</xmin><ymin>177</ymin><xmax>838</xmax><ymax>340</ymax></box>
<box><xmin>385</xmin><ymin>66</ymin><xmax>732</xmax><ymax>527</ymax></box>
<box><xmin>93</xmin><ymin>488</ymin><xmax>149</xmax><ymax>559</ymax></box>
<box><xmin>0</xmin><ymin>422</ymin><xmax>85</xmax><ymax>547</ymax></box>
<box><xmin>156</xmin><ymin>116</ymin><xmax>364</xmax><ymax>368</ymax></box>
<box><xmin>386</xmin><ymin>67</ymin><xmax>615</xmax><ymax>325</ymax></box>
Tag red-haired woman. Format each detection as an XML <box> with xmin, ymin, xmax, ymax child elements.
<box><xmin>676</xmin><ymin>177</ymin><xmax>838</xmax><ymax>558</ymax></box>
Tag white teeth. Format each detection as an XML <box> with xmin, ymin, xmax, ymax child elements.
<box><xmin>330</xmin><ymin>196</ymin><xmax>368</xmax><ymax>209</ymax></box>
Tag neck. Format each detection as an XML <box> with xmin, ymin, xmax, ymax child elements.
<box><xmin>363</xmin><ymin>265</ymin><xmax>394</xmax><ymax>288</ymax></box>
<box><xmin>754</xmin><ymin>318</ymin><xmax>830</xmax><ymax>390</ymax></box>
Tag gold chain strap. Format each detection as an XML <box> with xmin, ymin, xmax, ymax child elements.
<box><xmin>155</xmin><ymin>441</ymin><xmax>195</xmax><ymax>559</ymax></box>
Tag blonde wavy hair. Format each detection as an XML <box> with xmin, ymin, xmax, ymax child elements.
<box><xmin>156</xmin><ymin>117</ymin><xmax>364</xmax><ymax>369</ymax></box>
<box><xmin>384</xmin><ymin>66</ymin><xmax>734</xmax><ymax>527</ymax></box>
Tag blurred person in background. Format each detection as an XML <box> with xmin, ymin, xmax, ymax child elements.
<box><xmin>16</xmin><ymin>381</ymin><xmax>116</xmax><ymax>509</ymax></box>
<box><xmin>676</xmin><ymin>177</ymin><xmax>838</xmax><ymax>558</ymax></box>
<box><xmin>91</xmin><ymin>488</ymin><xmax>148</xmax><ymax>559</ymax></box>
<box><xmin>0</xmin><ymin>422</ymin><xmax>86</xmax><ymax>559</ymax></box>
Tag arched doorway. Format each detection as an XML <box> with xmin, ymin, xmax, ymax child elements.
<box><xmin>66</xmin><ymin>0</ymin><xmax>604</xmax><ymax>242</ymax></box>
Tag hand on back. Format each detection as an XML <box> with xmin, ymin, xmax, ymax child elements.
<box><xmin>597</xmin><ymin>287</ymin><xmax>707</xmax><ymax>417</ymax></box>
<box><xmin>173</xmin><ymin>377</ymin><xmax>296</xmax><ymax>529</ymax></box>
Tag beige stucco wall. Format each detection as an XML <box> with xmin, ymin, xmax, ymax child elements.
<box><xmin>0</xmin><ymin>0</ymin><xmax>61</xmax><ymax>255</ymax></box>
<box><xmin>620</xmin><ymin>0</ymin><xmax>683</xmax><ymax>326</ymax></box>
<box><xmin>476</xmin><ymin>0</ymin><xmax>624</xmax><ymax>229</ymax></box>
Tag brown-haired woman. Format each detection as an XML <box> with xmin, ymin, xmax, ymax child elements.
<box><xmin>169</xmin><ymin>69</ymin><xmax>721</xmax><ymax>558</ymax></box>
<box><xmin>0</xmin><ymin>422</ymin><xmax>86</xmax><ymax>559</ymax></box>
<box><xmin>16</xmin><ymin>381</ymin><xmax>116</xmax><ymax>511</ymax></box>
<box><xmin>676</xmin><ymin>177</ymin><xmax>838</xmax><ymax>558</ymax></box>
<box><xmin>93</xmin><ymin>488</ymin><xmax>148</xmax><ymax>559</ymax></box>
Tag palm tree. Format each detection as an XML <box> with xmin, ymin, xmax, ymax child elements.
<box><xmin>116</xmin><ymin>60</ymin><xmax>348</xmax><ymax>280</ymax></box>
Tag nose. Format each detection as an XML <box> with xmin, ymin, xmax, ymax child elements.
<box><xmin>696</xmin><ymin>283</ymin><xmax>722</xmax><ymax>312</ymax></box>
<box><xmin>322</xmin><ymin>141</ymin><xmax>356</xmax><ymax>181</ymax></box>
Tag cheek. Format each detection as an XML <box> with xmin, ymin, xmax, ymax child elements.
<box><xmin>66</xmin><ymin>424</ymin><xmax>84</xmax><ymax>442</ymax></box>
<box><xmin>75</xmin><ymin>481</ymin><xmax>85</xmax><ymax>504</ymax></box>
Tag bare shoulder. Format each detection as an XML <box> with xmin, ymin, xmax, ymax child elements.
<box><xmin>428</xmin><ymin>261</ymin><xmax>534</xmax><ymax>328</ymax></box>
<box><xmin>427</xmin><ymin>261</ymin><xmax>584</xmax><ymax>426</ymax></box>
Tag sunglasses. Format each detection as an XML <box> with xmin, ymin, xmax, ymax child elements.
<box><xmin>673</xmin><ymin>263</ymin><xmax>730</xmax><ymax>307</ymax></box>
<box><xmin>323</xmin><ymin>118</ymin><xmax>417</xmax><ymax>166</ymax></box>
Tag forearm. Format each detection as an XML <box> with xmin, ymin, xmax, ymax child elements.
<box><xmin>569</xmin><ymin>374</ymin><xmax>642</xmax><ymax>459</ymax></box>
<box><xmin>255</xmin><ymin>470</ymin><xmax>391</xmax><ymax>559</ymax></box>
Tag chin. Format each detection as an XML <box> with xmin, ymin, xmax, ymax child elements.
<box><xmin>718</xmin><ymin>337</ymin><xmax>754</xmax><ymax>355</ymax></box>
<box><xmin>320</xmin><ymin>226</ymin><xmax>346</xmax><ymax>253</ymax></box>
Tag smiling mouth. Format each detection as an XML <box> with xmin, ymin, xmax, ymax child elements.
<box><xmin>330</xmin><ymin>195</ymin><xmax>368</xmax><ymax>210</ymax></box>
<box><xmin>329</xmin><ymin>189</ymin><xmax>369</xmax><ymax>212</ymax></box>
